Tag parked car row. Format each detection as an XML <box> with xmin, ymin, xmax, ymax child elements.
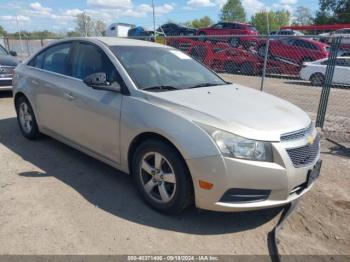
<box><xmin>167</xmin><ymin>37</ymin><xmax>350</xmax><ymax>86</ymax></box>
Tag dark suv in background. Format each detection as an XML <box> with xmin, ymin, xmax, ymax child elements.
<box><xmin>157</xmin><ymin>23</ymin><xmax>196</xmax><ymax>36</ymax></box>
<box><xmin>0</xmin><ymin>44</ymin><xmax>19</xmax><ymax>91</ymax></box>
<box><xmin>197</xmin><ymin>22</ymin><xmax>258</xmax><ymax>47</ymax></box>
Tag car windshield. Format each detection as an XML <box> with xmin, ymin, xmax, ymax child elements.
<box><xmin>109</xmin><ymin>46</ymin><xmax>227</xmax><ymax>91</ymax></box>
<box><xmin>0</xmin><ymin>45</ymin><xmax>8</xmax><ymax>56</ymax></box>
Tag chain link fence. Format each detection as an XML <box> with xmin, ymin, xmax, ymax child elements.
<box><xmin>2</xmin><ymin>34</ymin><xmax>350</xmax><ymax>138</ymax></box>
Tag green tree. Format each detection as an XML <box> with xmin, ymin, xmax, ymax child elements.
<box><xmin>185</xmin><ymin>16</ymin><xmax>214</xmax><ymax>28</ymax></box>
<box><xmin>220</xmin><ymin>0</ymin><xmax>246</xmax><ymax>23</ymax></box>
<box><xmin>0</xmin><ymin>25</ymin><xmax>7</xmax><ymax>36</ymax></box>
<box><xmin>75</xmin><ymin>12</ymin><xmax>94</xmax><ymax>36</ymax></box>
<box><xmin>293</xmin><ymin>6</ymin><xmax>314</xmax><ymax>25</ymax></box>
<box><xmin>315</xmin><ymin>0</ymin><xmax>350</xmax><ymax>24</ymax></box>
<box><xmin>251</xmin><ymin>10</ymin><xmax>291</xmax><ymax>34</ymax></box>
<box><xmin>94</xmin><ymin>20</ymin><xmax>106</xmax><ymax>36</ymax></box>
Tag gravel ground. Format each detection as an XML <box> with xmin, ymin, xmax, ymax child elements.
<box><xmin>0</xmin><ymin>80</ymin><xmax>349</xmax><ymax>256</ymax></box>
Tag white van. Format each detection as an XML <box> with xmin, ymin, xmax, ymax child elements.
<box><xmin>106</xmin><ymin>23</ymin><xmax>135</xmax><ymax>37</ymax></box>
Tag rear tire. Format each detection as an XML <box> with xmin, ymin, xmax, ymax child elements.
<box><xmin>15</xmin><ymin>96</ymin><xmax>41</xmax><ymax>140</ymax></box>
<box><xmin>132</xmin><ymin>139</ymin><xmax>193</xmax><ymax>214</ymax></box>
<box><xmin>310</xmin><ymin>73</ymin><xmax>325</xmax><ymax>86</ymax></box>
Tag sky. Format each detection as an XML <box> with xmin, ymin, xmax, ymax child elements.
<box><xmin>0</xmin><ymin>0</ymin><xmax>319</xmax><ymax>33</ymax></box>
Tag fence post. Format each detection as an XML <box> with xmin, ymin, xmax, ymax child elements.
<box><xmin>260</xmin><ymin>11</ymin><xmax>270</xmax><ymax>91</ymax></box>
<box><xmin>26</xmin><ymin>37</ymin><xmax>30</xmax><ymax>57</ymax></box>
<box><xmin>260</xmin><ymin>36</ymin><xmax>270</xmax><ymax>92</ymax></box>
<box><xmin>316</xmin><ymin>36</ymin><xmax>342</xmax><ymax>128</ymax></box>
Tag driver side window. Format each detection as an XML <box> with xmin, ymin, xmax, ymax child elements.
<box><xmin>71</xmin><ymin>42</ymin><xmax>122</xmax><ymax>85</ymax></box>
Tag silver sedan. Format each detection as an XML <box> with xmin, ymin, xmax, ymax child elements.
<box><xmin>12</xmin><ymin>37</ymin><xmax>321</xmax><ymax>214</ymax></box>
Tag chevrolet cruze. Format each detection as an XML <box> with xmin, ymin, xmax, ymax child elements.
<box><xmin>12</xmin><ymin>37</ymin><xmax>321</xmax><ymax>214</ymax></box>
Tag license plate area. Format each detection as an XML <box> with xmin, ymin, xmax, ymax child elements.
<box><xmin>307</xmin><ymin>160</ymin><xmax>322</xmax><ymax>187</ymax></box>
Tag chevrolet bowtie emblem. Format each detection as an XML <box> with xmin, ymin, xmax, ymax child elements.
<box><xmin>307</xmin><ymin>136</ymin><xmax>314</xmax><ymax>145</ymax></box>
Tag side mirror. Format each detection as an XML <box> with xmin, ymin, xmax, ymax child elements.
<box><xmin>9</xmin><ymin>51</ymin><xmax>17</xmax><ymax>57</ymax></box>
<box><xmin>83</xmin><ymin>72</ymin><xmax>121</xmax><ymax>92</ymax></box>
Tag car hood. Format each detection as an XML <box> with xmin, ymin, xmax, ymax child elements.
<box><xmin>145</xmin><ymin>84</ymin><xmax>311</xmax><ymax>141</ymax></box>
<box><xmin>0</xmin><ymin>55</ymin><xmax>20</xmax><ymax>66</ymax></box>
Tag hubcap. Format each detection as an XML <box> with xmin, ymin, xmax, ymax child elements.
<box><xmin>139</xmin><ymin>152</ymin><xmax>176</xmax><ymax>203</ymax></box>
<box><xmin>19</xmin><ymin>102</ymin><xmax>33</xmax><ymax>133</ymax></box>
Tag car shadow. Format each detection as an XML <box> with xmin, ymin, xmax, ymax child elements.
<box><xmin>0</xmin><ymin>116</ymin><xmax>282</xmax><ymax>235</ymax></box>
<box><xmin>321</xmin><ymin>138</ymin><xmax>350</xmax><ymax>158</ymax></box>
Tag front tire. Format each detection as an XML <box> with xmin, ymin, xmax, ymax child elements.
<box><xmin>132</xmin><ymin>140</ymin><xmax>193</xmax><ymax>214</ymax></box>
<box><xmin>15</xmin><ymin>96</ymin><xmax>41</xmax><ymax>140</ymax></box>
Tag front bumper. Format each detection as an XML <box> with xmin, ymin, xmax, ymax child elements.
<box><xmin>186</xmin><ymin>134</ymin><xmax>320</xmax><ymax>212</ymax></box>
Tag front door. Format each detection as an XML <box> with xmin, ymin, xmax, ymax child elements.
<box><xmin>59</xmin><ymin>42</ymin><xmax>123</xmax><ymax>163</ymax></box>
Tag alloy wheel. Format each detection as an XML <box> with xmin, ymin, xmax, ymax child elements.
<box><xmin>19</xmin><ymin>102</ymin><xmax>33</xmax><ymax>134</ymax></box>
<box><xmin>139</xmin><ymin>151</ymin><xmax>177</xmax><ymax>203</ymax></box>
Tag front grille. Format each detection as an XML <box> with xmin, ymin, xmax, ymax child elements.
<box><xmin>286</xmin><ymin>135</ymin><xmax>320</xmax><ymax>168</ymax></box>
<box><xmin>0</xmin><ymin>66</ymin><xmax>15</xmax><ymax>75</ymax></box>
<box><xmin>281</xmin><ymin>123</ymin><xmax>313</xmax><ymax>141</ymax></box>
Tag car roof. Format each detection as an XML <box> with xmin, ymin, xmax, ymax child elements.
<box><xmin>53</xmin><ymin>37</ymin><xmax>169</xmax><ymax>48</ymax></box>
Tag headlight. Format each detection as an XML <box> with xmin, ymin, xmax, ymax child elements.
<box><xmin>198</xmin><ymin>124</ymin><xmax>273</xmax><ymax>162</ymax></box>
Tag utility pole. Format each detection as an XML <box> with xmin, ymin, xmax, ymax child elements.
<box><xmin>152</xmin><ymin>0</ymin><xmax>156</xmax><ymax>34</ymax></box>
<box><xmin>15</xmin><ymin>14</ymin><xmax>24</xmax><ymax>53</ymax></box>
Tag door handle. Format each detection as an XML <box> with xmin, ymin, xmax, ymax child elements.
<box><xmin>64</xmin><ymin>92</ymin><xmax>75</xmax><ymax>101</ymax></box>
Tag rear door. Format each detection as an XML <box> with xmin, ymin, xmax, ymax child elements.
<box><xmin>26</xmin><ymin>42</ymin><xmax>76</xmax><ymax>136</ymax></box>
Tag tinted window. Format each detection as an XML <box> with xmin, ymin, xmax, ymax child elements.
<box><xmin>279</xmin><ymin>31</ymin><xmax>293</xmax><ymax>35</ymax></box>
<box><xmin>0</xmin><ymin>45</ymin><xmax>8</xmax><ymax>55</ymax></box>
<box><xmin>29</xmin><ymin>51</ymin><xmax>45</xmax><ymax>68</ymax></box>
<box><xmin>293</xmin><ymin>40</ymin><xmax>317</xmax><ymax>50</ymax></box>
<box><xmin>336</xmin><ymin>59</ymin><xmax>350</xmax><ymax>67</ymax></box>
<box><xmin>213</xmin><ymin>23</ymin><xmax>223</xmax><ymax>29</ymax></box>
<box><xmin>41</xmin><ymin>43</ymin><xmax>72</xmax><ymax>75</ymax></box>
<box><xmin>232</xmin><ymin>24</ymin><xmax>242</xmax><ymax>29</ymax></box>
<box><xmin>72</xmin><ymin>42</ymin><xmax>121</xmax><ymax>84</ymax></box>
<box><xmin>222</xmin><ymin>23</ymin><xmax>233</xmax><ymax>29</ymax></box>
<box><xmin>282</xmin><ymin>38</ymin><xmax>295</xmax><ymax>45</ymax></box>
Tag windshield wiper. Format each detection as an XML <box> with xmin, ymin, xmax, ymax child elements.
<box><xmin>142</xmin><ymin>85</ymin><xmax>179</xmax><ymax>91</ymax></box>
<box><xmin>187</xmin><ymin>83</ymin><xmax>223</xmax><ymax>89</ymax></box>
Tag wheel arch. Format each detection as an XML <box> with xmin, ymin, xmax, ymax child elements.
<box><xmin>309</xmin><ymin>72</ymin><xmax>324</xmax><ymax>80</ymax></box>
<box><xmin>127</xmin><ymin>132</ymin><xmax>191</xmax><ymax>178</ymax></box>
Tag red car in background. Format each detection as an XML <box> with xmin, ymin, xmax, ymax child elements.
<box><xmin>211</xmin><ymin>48</ymin><xmax>301</xmax><ymax>76</ymax></box>
<box><xmin>196</xmin><ymin>22</ymin><xmax>258</xmax><ymax>47</ymax></box>
<box><xmin>257</xmin><ymin>37</ymin><xmax>329</xmax><ymax>64</ymax></box>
